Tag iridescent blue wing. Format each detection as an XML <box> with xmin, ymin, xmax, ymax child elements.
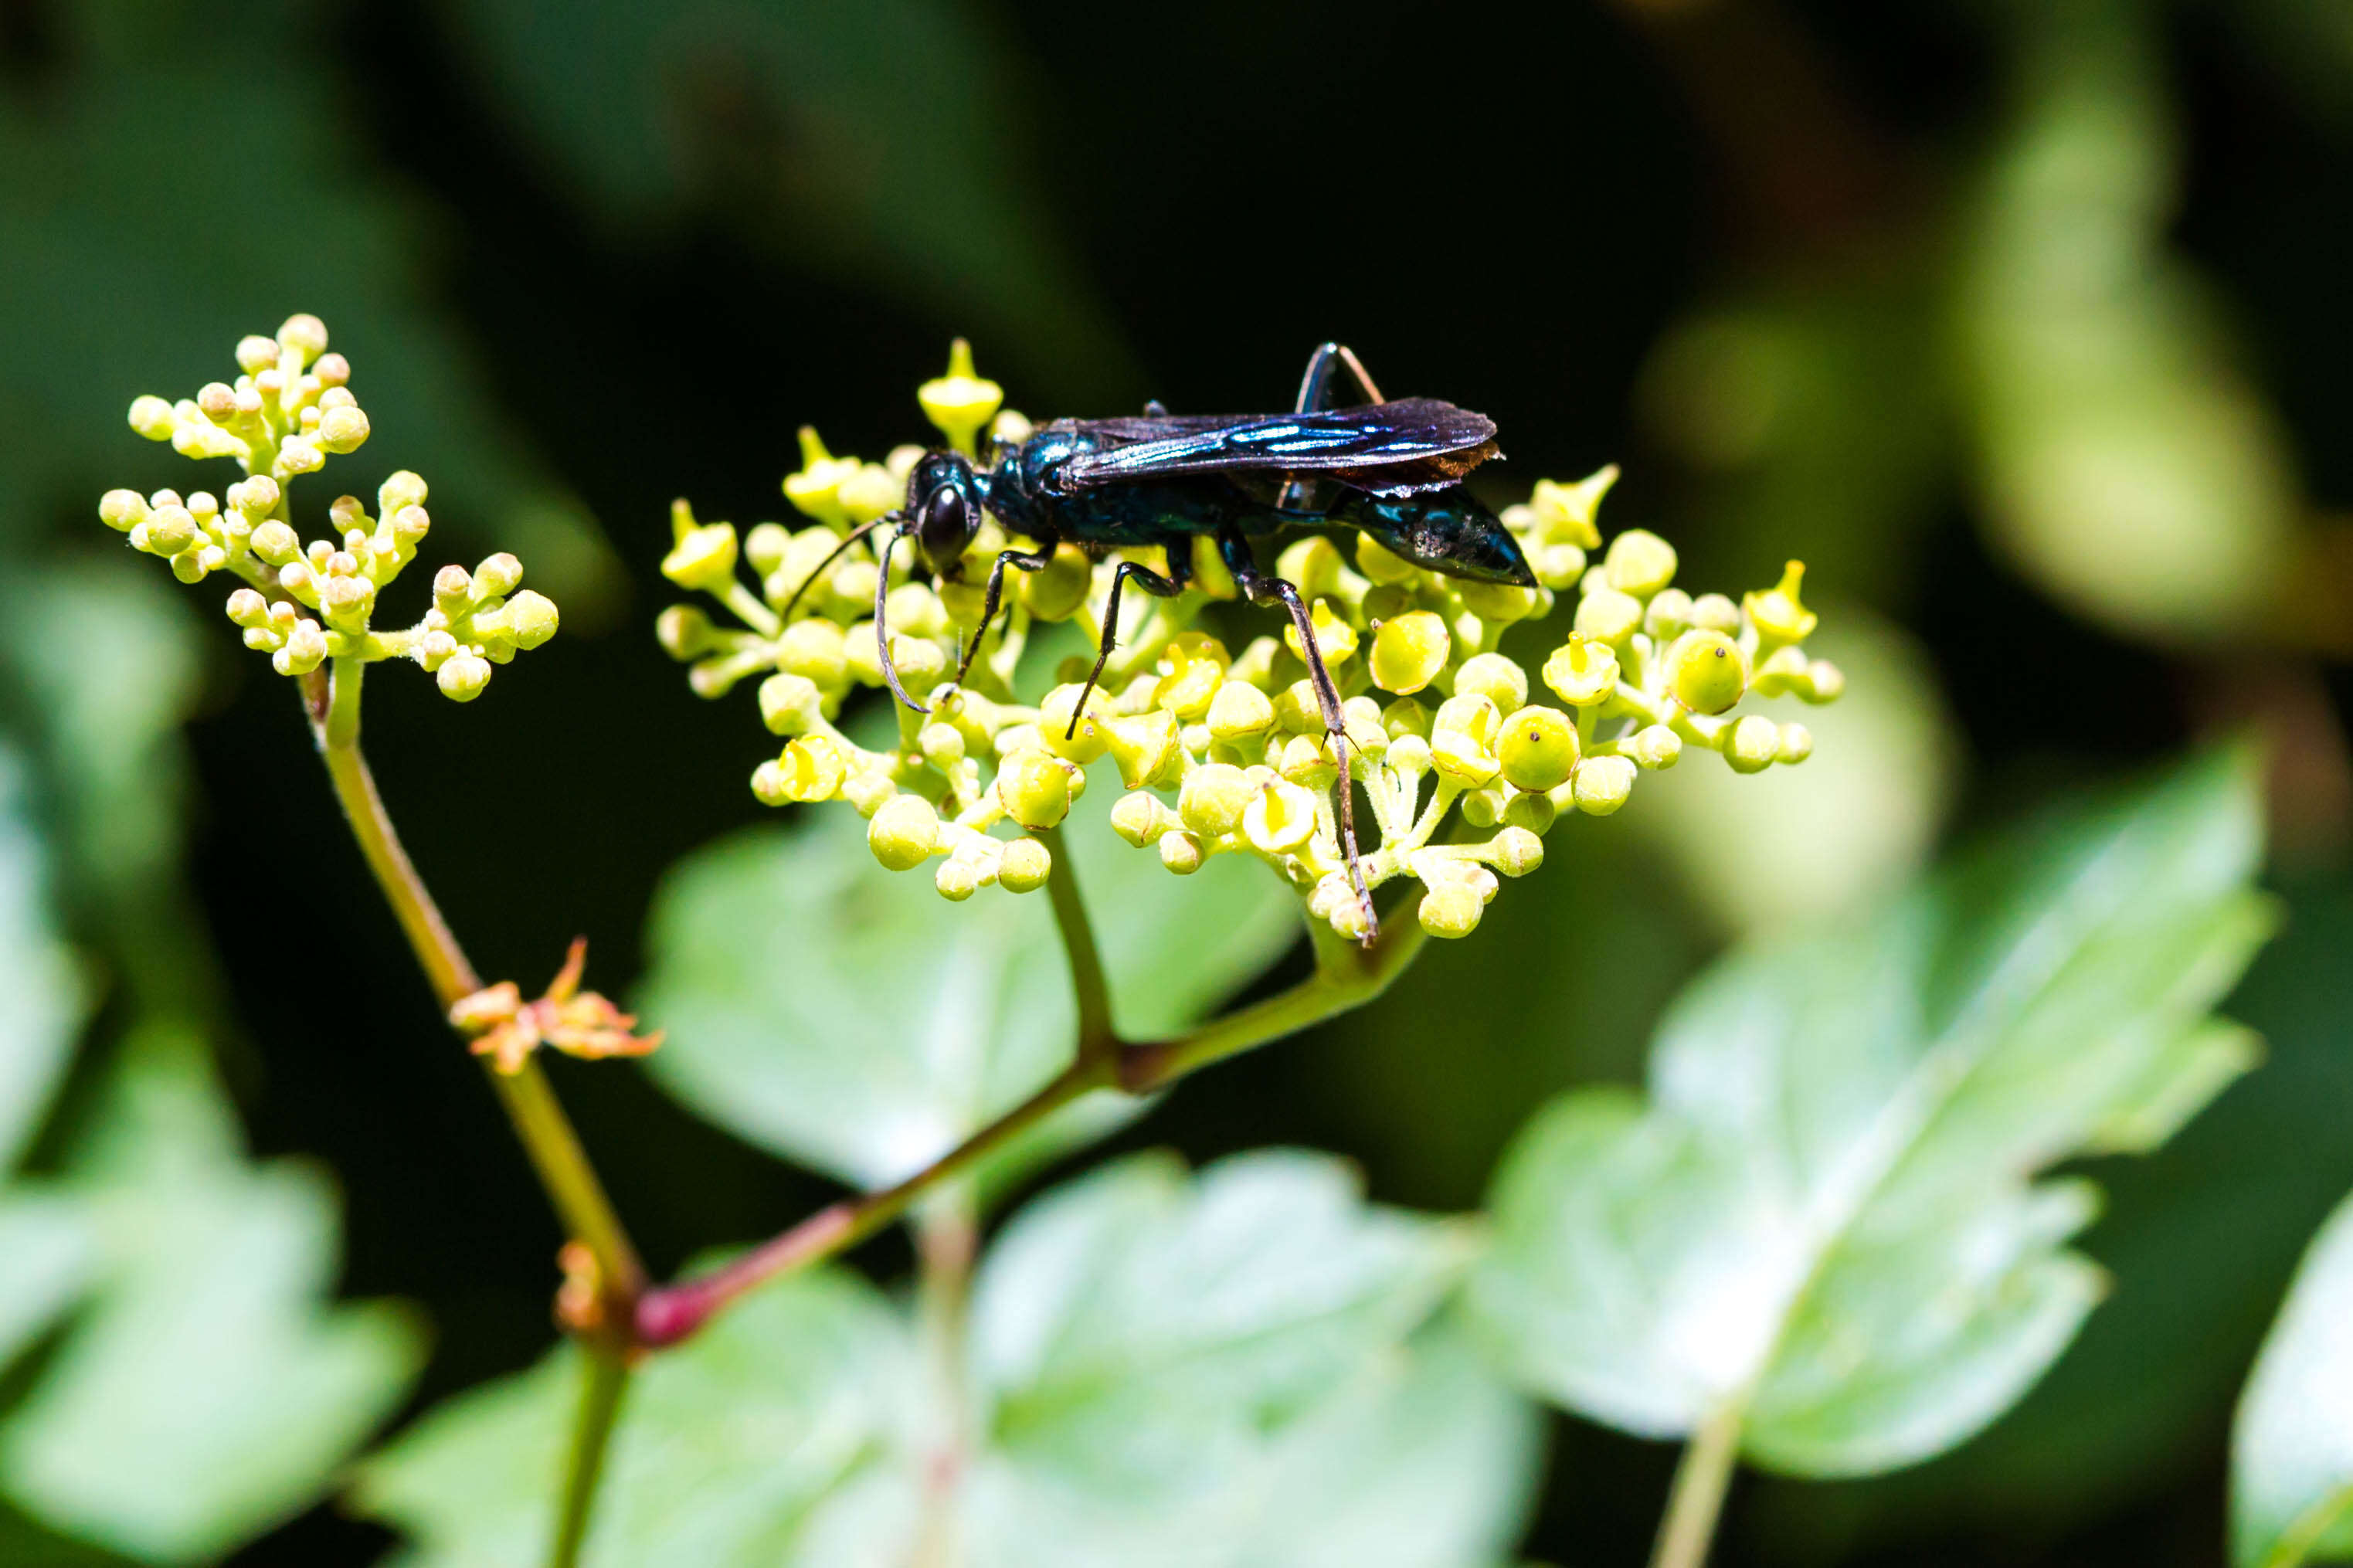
<box><xmin>1056</xmin><ymin>399</ymin><xmax>1500</xmax><ymax>497</ymax></box>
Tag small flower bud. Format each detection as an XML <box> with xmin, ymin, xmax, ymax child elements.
<box><xmin>1418</xmin><ymin>881</ymin><xmax>1485</xmax><ymax>939</ymax></box>
<box><xmin>197</xmin><ymin>382</ymin><xmax>238</xmax><ymax>423</ymax></box>
<box><xmin>916</xmin><ymin>722</ymin><xmax>965</xmax><ymax>769</ymax></box>
<box><xmin>225</xmin><ymin>588</ymin><xmax>270</xmax><ymax>628</ymax></box>
<box><xmin>1541</xmin><ymin>635</ymin><xmax>1619</xmax><ymax>708</ymax></box>
<box><xmin>1725</xmin><ymin>714</ymin><xmax>1780</xmax><ymax>773</ymax></box>
<box><xmin>657</xmin><ymin>604</ymin><xmax>718</xmax><ymax>660</ymax></box>
<box><xmin>1111</xmin><ymin>791</ymin><xmax>1171</xmax><ymax>846</ymax></box>
<box><xmin>236</xmin><ymin>334</ymin><xmax>281</xmax><ymax>373</ymax></box>
<box><xmin>317</xmin><ymin>573</ymin><xmax>375</xmax><ymax>627</ymax></box>
<box><xmin>504</xmin><ymin>590</ymin><xmax>559</xmax><ymax>650</ymax></box>
<box><xmin>868</xmin><ymin>794</ymin><xmax>939</xmax><ymax>871</ymax></box>
<box><xmin>1206</xmin><ymin>679</ymin><xmax>1277</xmax><ymax>742</ymax></box>
<box><xmin>437</xmin><ymin>652</ymin><xmax>492</xmax><ymax>701</ymax></box>
<box><xmin>1498</xmin><ymin>706</ymin><xmax>1579</xmax><ymax>791</ymax></box>
<box><xmin>1159</xmin><ymin>830</ymin><xmax>1206</xmax><ymax>875</ymax></box>
<box><xmin>1490</xmin><ymin>826</ymin><xmax>1545</xmax><ymax>877</ymax></box>
<box><xmin>1688</xmin><ymin>592</ymin><xmax>1740</xmax><ymax>635</ymax></box>
<box><xmin>743</xmin><ymin>522</ymin><xmax>793</xmax><ymax>578</ymax></box>
<box><xmin>1278</xmin><ymin>732</ymin><xmax>1339</xmax><ymax>787</ymax></box>
<box><xmin>434</xmin><ymin>564</ymin><xmax>475</xmax><ymax>615</ymax></box>
<box><xmin>661</xmin><ymin>501</ymin><xmax>739</xmax><ymax>593</ymax></box>
<box><xmin>277</xmin><ymin>314</ymin><xmax>329</xmax><ymax>358</ymax></box>
<box><xmin>1431</xmin><ymin>692</ymin><xmax>1502</xmax><ymax>787</ymax></box>
<box><xmin>1354</xmin><ymin>531</ymin><xmax>1421</xmax><ymax>585</ymax></box>
<box><xmin>1177</xmin><ymin>763</ymin><xmax>1255</xmax><ymax>837</ymax></box>
<box><xmin>1529</xmin><ymin>468</ymin><xmax>1614</xmax><ymax>548</ymax></box>
<box><xmin>273</xmin><ymin>619</ymin><xmax>328</xmax><ymax>677</ymax></box>
<box><xmin>1502</xmin><ymin>790</ymin><xmax>1557</xmax><ymax>834</ymax></box>
<box><xmin>1457</xmin><ymin>579</ymin><xmax>1540</xmax><ymax>625</ymax></box>
<box><xmin>999</xmin><ymin>837</ymin><xmax>1052</xmax><ymax>893</ymax></box>
<box><xmin>839</xmin><ymin>463</ymin><xmax>905</xmax><ymax>526</ymax></box>
<box><xmin>1282</xmin><ymin>599</ymin><xmax>1360</xmax><ymax>667</ymax></box>
<box><xmin>997</xmin><ymin>748</ymin><xmax>1077</xmax><ymax>830</ymax></box>
<box><xmin>128</xmin><ymin>395</ymin><xmax>177</xmax><ymax>441</ymax></box>
<box><xmin>1532</xmin><ymin>542</ymin><xmax>1589</xmax><ymax>592</ymax></box>
<box><xmin>1455</xmin><ymin>652</ymin><xmax>1528</xmax><ymax>715</ymax></box>
<box><xmin>1242</xmin><ymin>780</ymin><xmax>1320</xmax><ymax>854</ymax></box>
<box><xmin>843</xmin><ymin>771</ymin><xmax>895</xmax><ymax>816</ymax></box>
<box><xmin>773</xmin><ymin>618</ymin><xmax>848</xmax><ymax>687</ymax></box>
<box><xmin>1574</xmin><ymin>586</ymin><xmax>1644</xmax><ymax>644</ymax></box>
<box><xmin>1571</xmin><ymin>755</ymin><xmax>1637</xmax><ymax>815</ymax></box>
<box><xmin>780</xmin><ymin>735</ymin><xmax>848</xmax><ymax>801</ymax></box>
<box><xmin>783</xmin><ymin>429</ymin><xmax>860</xmax><ymax>525</ymax></box>
<box><xmin>1461</xmin><ymin>786</ymin><xmax>1502</xmax><ymax>828</ymax></box>
<box><xmin>918</xmin><ymin>339</ymin><xmax>1004</xmax><ymax>455</ymax></box>
<box><xmin>1603</xmin><ymin>529</ymin><xmax>1677</xmax><ymax>598</ymax></box>
<box><xmin>1805</xmin><ymin>660</ymin><xmax>1845</xmax><ymax>703</ymax></box>
<box><xmin>1669</xmin><ymin>630</ymin><xmax>1749</xmax><ymax>716</ymax></box>
<box><xmin>99</xmin><ymin>489</ymin><xmax>148</xmax><ymax>531</ymax></box>
<box><xmin>1152</xmin><ymin>633</ymin><xmax>1231</xmax><ymax>719</ymax></box>
<box><xmin>319</xmin><ymin>404</ymin><xmax>371</xmax><ymax>453</ymax></box>
<box><xmin>886</xmin><ymin>634</ymin><xmax>946</xmax><ymax>694</ymax></box>
<box><xmin>1777</xmin><ymin>722</ymin><xmax>1815</xmax><ymax>765</ymax></box>
<box><xmin>141</xmin><ymin>504</ymin><xmax>199</xmax><ymax>557</ymax></box>
<box><xmin>314</xmin><ymin>352</ymin><xmax>351</xmax><ymax>387</ymax></box>
<box><xmin>1277</xmin><ymin>535</ymin><xmax>1347</xmax><ymax>602</ymax></box>
<box><xmin>1628</xmin><ymin>725</ymin><xmax>1683</xmax><ymax>769</ymax></box>
<box><xmin>276</xmin><ymin>436</ymin><xmax>324</xmax><ymax>474</ymax></box>
<box><xmin>935</xmin><ymin>860</ymin><xmax>980</xmax><ymax>901</ymax></box>
<box><xmin>1102</xmin><ymin>708</ymin><xmax>1181</xmax><ymax>789</ymax></box>
<box><xmin>759</xmin><ymin>674</ymin><xmax>823</xmax><ymax>735</ymax></box>
<box><xmin>474</xmin><ymin>552</ymin><xmax>524</xmax><ymax>601</ymax></box>
<box><xmin>1037</xmin><ymin>684</ymin><xmax>1110</xmax><ymax>764</ymax></box>
<box><xmin>1020</xmin><ymin>543</ymin><xmax>1094</xmax><ymax>622</ymax></box>
<box><xmin>1369</xmin><ymin>611</ymin><xmax>1451</xmax><ymax>695</ymax></box>
<box><xmin>249</xmin><ymin>520</ymin><xmax>299</xmax><ymax>565</ymax></box>
<box><xmin>377</xmin><ymin>470</ymin><xmax>428</xmax><ymax>516</ymax></box>
<box><xmin>1744</xmin><ymin>560</ymin><xmax>1816</xmax><ymax>643</ymax></box>
<box><xmin>1750</xmin><ymin>643</ymin><xmax>1811</xmax><ymax>697</ymax></box>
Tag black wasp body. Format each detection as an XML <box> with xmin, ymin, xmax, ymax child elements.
<box><xmin>795</xmin><ymin>343</ymin><xmax>1534</xmax><ymax>943</ymax></box>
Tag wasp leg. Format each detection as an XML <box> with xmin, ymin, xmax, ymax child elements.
<box><xmin>1068</xmin><ymin>552</ymin><xmax>1190</xmax><ymax>738</ymax></box>
<box><xmin>1278</xmin><ymin>342</ymin><xmax>1390</xmax><ymax>513</ymax></box>
<box><xmin>872</xmin><ymin>523</ymin><xmax>930</xmax><ymax>714</ymax></box>
<box><xmin>1216</xmin><ymin>528</ymin><xmax>1377</xmax><ymax>945</ymax></box>
<box><xmin>954</xmin><ymin>546</ymin><xmax>1056</xmax><ymax>689</ymax></box>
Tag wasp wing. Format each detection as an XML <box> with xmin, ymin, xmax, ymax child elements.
<box><xmin>1056</xmin><ymin>399</ymin><xmax>1499</xmax><ymax>497</ymax></box>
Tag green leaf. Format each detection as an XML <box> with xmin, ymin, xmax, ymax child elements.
<box><xmin>0</xmin><ymin>746</ymin><xmax>84</xmax><ymax>1173</ymax></box>
<box><xmin>1469</xmin><ymin>750</ymin><xmax>2273</xmax><ymax>1477</ymax></box>
<box><xmin>0</xmin><ymin>1031</ymin><xmax>426</xmax><ymax>1563</ymax></box>
<box><xmin>2233</xmin><ymin>1186</ymin><xmax>2353</xmax><ymax>1568</ymax></box>
<box><xmin>360</xmin><ymin>1151</ymin><xmax>1540</xmax><ymax>1567</ymax></box>
<box><xmin>637</xmin><ymin>777</ymin><xmax>1297</xmax><ymax>1190</ymax></box>
<box><xmin>357</xmin><ymin>1268</ymin><xmax>912</xmax><ymax>1568</ymax></box>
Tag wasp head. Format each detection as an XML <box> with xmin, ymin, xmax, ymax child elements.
<box><xmin>907</xmin><ymin>450</ymin><xmax>987</xmax><ymax>581</ymax></box>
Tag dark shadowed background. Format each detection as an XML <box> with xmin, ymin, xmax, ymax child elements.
<box><xmin>2</xmin><ymin>0</ymin><xmax>2350</xmax><ymax>1563</ymax></box>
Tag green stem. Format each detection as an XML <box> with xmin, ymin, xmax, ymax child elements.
<box><xmin>1038</xmin><ymin>826</ymin><xmax>1113</xmax><ymax>1059</ymax></box>
<box><xmin>549</xmin><ymin>1348</ymin><xmax>630</xmax><ymax>1568</ymax></box>
<box><xmin>636</xmin><ymin>893</ymin><xmax>1428</xmax><ymax>1346</ymax></box>
<box><xmin>1650</xmin><ymin>1400</ymin><xmax>1747</xmax><ymax>1568</ymax></box>
<box><xmin>1118</xmin><ymin>911</ymin><xmax>1426</xmax><ymax>1092</ymax></box>
<box><xmin>908</xmin><ymin>1189</ymin><xmax>977</xmax><ymax>1568</ymax></box>
<box><xmin>297</xmin><ymin>664</ymin><xmax>645</xmax><ymax>1566</ymax></box>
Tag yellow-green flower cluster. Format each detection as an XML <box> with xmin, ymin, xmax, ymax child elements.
<box><xmin>662</xmin><ymin>344</ymin><xmax>1842</xmax><ymax>938</ymax></box>
<box><xmin>98</xmin><ymin>316</ymin><xmax>559</xmax><ymax>700</ymax></box>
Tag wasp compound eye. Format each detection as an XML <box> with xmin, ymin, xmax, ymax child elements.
<box><xmin>916</xmin><ymin>483</ymin><xmax>972</xmax><ymax>575</ymax></box>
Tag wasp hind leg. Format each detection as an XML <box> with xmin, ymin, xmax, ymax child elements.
<box><xmin>1215</xmin><ymin>528</ymin><xmax>1377</xmax><ymax>945</ymax></box>
<box><xmin>1279</xmin><ymin>343</ymin><xmax>1388</xmax><ymax>513</ymax></box>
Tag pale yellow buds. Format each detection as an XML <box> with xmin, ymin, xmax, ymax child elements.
<box><xmin>1744</xmin><ymin>560</ymin><xmax>1816</xmax><ymax>644</ymax></box>
<box><xmin>1603</xmin><ymin>529</ymin><xmax>1677</xmax><ymax>598</ymax></box>
<box><xmin>1369</xmin><ymin>611</ymin><xmax>1450</xmax><ymax>695</ymax></box>
<box><xmin>998</xmin><ymin>837</ymin><xmax>1052</xmax><ymax>893</ymax></box>
<box><xmin>868</xmin><ymin>794</ymin><xmax>940</xmax><ymax>871</ymax></box>
<box><xmin>1455</xmin><ymin>652</ymin><xmax>1528</xmax><ymax>715</ymax></box>
<box><xmin>1498</xmin><ymin>706</ymin><xmax>1579</xmax><ymax>792</ymax></box>
<box><xmin>1178</xmin><ymin>763</ymin><xmax>1255</xmax><ymax>838</ymax></box>
<box><xmin>996</xmin><ymin>748</ymin><xmax>1078</xmax><ymax>830</ymax></box>
<box><xmin>662</xmin><ymin>501</ymin><xmax>740</xmax><ymax>593</ymax></box>
<box><xmin>918</xmin><ymin>339</ymin><xmax>1003</xmax><ymax>456</ymax></box>
<box><xmin>1668</xmin><ymin>630</ymin><xmax>1749</xmax><ymax>716</ymax></box>
<box><xmin>1542</xmin><ymin>635</ymin><xmax>1619</xmax><ymax>708</ymax></box>
<box><xmin>1242</xmin><ymin>779</ymin><xmax>1320</xmax><ymax>855</ymax></box>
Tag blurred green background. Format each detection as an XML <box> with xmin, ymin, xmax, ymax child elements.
<box><xmin>2</xmin><ymin>0</ymin><xmax>2350</xmax><ymax>1562</ymax></box>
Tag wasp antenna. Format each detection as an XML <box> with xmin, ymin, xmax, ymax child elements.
<box><xmin>872</xmin><ymin>523</ymin><xmax>929</xmax><ymax>714</ymax></box>
<box><xmin>778</xmin><ymin>511</ymin><xmax>900</xmax><ymax>622</ymax></box>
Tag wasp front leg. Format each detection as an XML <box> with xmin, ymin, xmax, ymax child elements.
<box><xmin>1068</xmin><ymin>551</ymin><xmax>1190</xmax><ymax>736</ymax></box>
<box><xmin>953</xmin><ymin>546</ymin><xmax>1056</xmax><ymax>689</ymax></box>
<box><xmin>1215</xmin><ymin>528</ymin><xmax>1378</xmax><ymax>944</ymax></box>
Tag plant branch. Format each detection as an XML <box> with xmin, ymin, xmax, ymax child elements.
<box><xmin>1650</xmin><ymin>1400</ymin><xmax>1747</xmax><ymax>1568</ymax></box>
<box><xmin>297</xmin><ymin>660</ymin><xmax>645</xmax><ymax>1568</ymax></box>
<box><xmin>637</xmin><ymin>894</ymin><xmax>1428</xmax><ymax>1348</ymax></box>
<box><xmin>1038</xmin><ymin>826</ymin><xmax>1113</xmax><ymax>1059</ymax></box>
<box><xmin>550</xmin><ymin>1347</ymin><xmax>630</xmax><ymax>1568</ymax></box>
